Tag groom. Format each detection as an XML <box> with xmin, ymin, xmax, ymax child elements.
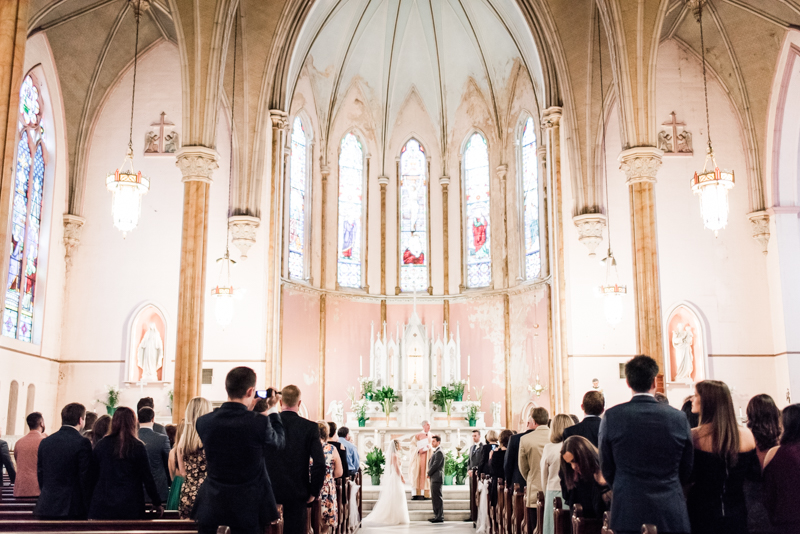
<box><xmin>427</xmin><ymin>435</ymin><xmax>444</xmax><ymax>523</ymax></box>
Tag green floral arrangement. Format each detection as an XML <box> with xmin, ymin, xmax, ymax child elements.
<box><xmin>444</xmin><ymin>450</ymin><xmax>458</xmax><ymax>477</ymax></box>
<box><xmin>465</xmin><ymin>402</ymin><xmax>479</xmax><ymax>422</ymax></box>
<box><xmin>431</xmin><ymin>386</ymin><xmax>456</xmax><ymax>417</ymax></box>
<box><xmin>455</xmin><ymin>453</ymin><xmax>469</xmax><ymax>483</ymax></box>
<box><xmin>97</xmin><ymin>385</ymin><xmax>120</xmax><ymax>411</ymax></box>
<box><xmin>364</xmin><ymin>447</ymin><xmax>386</xmax><ymax>478</ymax></box>
<box><xmin>373</xmin><ymin>386</ymin><xmax>398</xmax><ymax>415</ymax></box>
<box><xmin>355</xmin><ymin>399</ymin><xmax>370</xmax><ymax>422</ymax></box>
<box><xmin>359</xmin><ymin>378</ymin><xmax>375</xmax><ymax>399</ymax></box>
<box><xmin>450</xmin><ymin>380</ymin><xmax>466</xmax><ymax>400</ymax></box>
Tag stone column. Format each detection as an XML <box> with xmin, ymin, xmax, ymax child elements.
<box><xmin>265</xmin><ymin>111</ymin><xmax>287</xmax><ymax>386</ymax></box>
<box><xmin>320</xmin><ymin>165</ymin><xmax>331</xmax><ymax>289</ymax></box>
<box><xmin>543</xmin><ymin>107</ymin><xmax>569</xmax><ymax>412</ymax></box>
<box><xmin>619</xmin><ymin>147</ymin><xmax>665</xmax><ymax>374</ymax></box>
<box><xmin>173</xmin><ymin>146</ymin><xmax>219</xmax><ymax>423</ymax></box>
<box><xmin>379</xmin><ymin>175</ymin><xmax>388</xmax><ymax>325</ymax></box>
<box><xmin>0</xmin><ymin>0</ymin><xmax>28</xmax><ymax>276</ymax></box>
<box><xmin>440</xmin><ymin>175</ymin><xmax>450</xmax><ymax>324</ymax></box>
<box><xmin>496</xmin><ymin>164</ymin><xmax>509</xmax><ymax>288</ymax></box>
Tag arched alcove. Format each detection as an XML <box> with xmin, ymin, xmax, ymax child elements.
<box><xmin>26</xmin><ymin>383</ymin><xmax>35</xmax><ymax>415</ymax></box>
<box><xmin>6</xmin><ymin>380</ymin><xmax>19</xmax><ymax>435</ymax></box>
<box><xmin>664</xmin><ymin>303</ymin><xmax>708</xmax><ymax>385</ymax></box>
<box><xmin>126</xmin><ymin>303</ymin><xmax>168</xmax><ymax>383</ymax></box>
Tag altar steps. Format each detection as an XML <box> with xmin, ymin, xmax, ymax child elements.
<box><xmin>361</xmin><ymin>486</ymin><xmax>471</xmax><ymax>522</ymax></box>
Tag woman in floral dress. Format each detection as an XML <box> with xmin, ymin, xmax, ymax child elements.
<box><xmin>316</xmin><ymin>421</ymin><xmax>343</xmax><ymax>533</ymax></box>
<box><xmin>176</xmin><ymin>397</ymin><xmax>212</xmax><ymax>519</ymax></box>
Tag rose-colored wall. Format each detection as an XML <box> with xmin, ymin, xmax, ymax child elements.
<box><xmin>509</xmin><ymin>290</ymin><xmax>551</xmax><ymax>423</ymax></box>
<box><xmin>449</xmin><ymin>297</ymin><xmax>507</xmax><ymax>425</ymax></box>
<box><xmin>324</xmin><ymin>298</ymin><xmax>380</xmax><ymax>415</ymax></box>
<box><xmin>281</xmin><ymin>288</ymin><xmax>321</xmax><ymax>419</ymax></box>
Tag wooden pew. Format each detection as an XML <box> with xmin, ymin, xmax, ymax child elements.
<box><xmin>504</xmin><ymin>485</ymin><xmax>513</xmax><ymax>534</ymax></box>
<box><xmin>0</xmin><ymin>511</ymin><xmax>182</xmax><ymax>522</ymax></box>
<box><xmin>552</xmin><ymin>497</ymin><xmax>570</xmax><ymax>534</ymax></box>
<box><xmin>601</xmin><ymin>512</ymin><xmax>613</xmax><ymax>534</ymax></box>
<box><xmin>495</xmin><ymin>478</ymin><xmax>505</xmax><ymax>534</ymax></box>
<box><xmin>513</xmin><ymin>484</ymin><xmax>525</xmax><ymax>534</ymax></box>
<box><xmin>571</xmin><ymin>504</ymin><xmax>602</xmax><ymax>534</ymax></box>
<box><xmin>0</xmin><ymin>520</ymin><xmax>196</xmax><ymax>532</ymax></box>
<box><xmin>469</xmin><ymin>469</ymin><xmax>478</xmax><ymax>525</ymax></box>
<box><xmin>534</xmin><ymin>491</ymin><xmax>544</xmax><ymax>534</ymax></box>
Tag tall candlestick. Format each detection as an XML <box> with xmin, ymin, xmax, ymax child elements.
<box><xmin>468</xmin><ymin>354</ymin><xmax>471</xmax><ymax>376</ymax></box>
<box><xmin>360</xmin><ymin>355</ymin><xmax>363</xmax><ymax>377</ymax></box>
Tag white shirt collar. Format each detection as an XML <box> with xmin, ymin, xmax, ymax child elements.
<box><xmin>632</xmin><ymin>393</ymin><xmax>655</xmax><ymax>398</ymax></box>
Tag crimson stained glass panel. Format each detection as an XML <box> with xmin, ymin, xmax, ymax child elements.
<box><xmin>399</xmin><ymin>139</ymin><xmax>428</xmax><ymax>292</ymax></box>
<box><xmin>337</xmin><ymin>133</ymin><xmax>363</xmax><ymax>288</ymax></box>
<box><xmin>464</xmin><ymin>133</ymin><xmax>491</xmax><ymax>288</ymax></box>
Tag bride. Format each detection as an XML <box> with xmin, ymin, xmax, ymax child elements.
<box><xmin>362</xmin><ymin>440</ymin><xmax>410</xmax><ymax>526</ymax></box>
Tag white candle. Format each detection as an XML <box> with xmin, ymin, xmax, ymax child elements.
<box><xmin>360</xmin><ymin>355</ymin><xmax>363</xmax><ymax>376</ymax></box>
<box><xmin>468</xmin><ymin>354</ymin><xmax>471</xmax><ymax>376</ymax></box>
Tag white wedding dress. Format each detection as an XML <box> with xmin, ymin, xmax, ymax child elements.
<box><xmin>361</xmin><ymin>444</ymin><xmax>410</xmax><ymax>526</ymax></box>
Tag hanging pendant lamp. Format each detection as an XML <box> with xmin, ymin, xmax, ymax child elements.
<box><xmin>691</xmin><ymin>1</ymin><xmax>734</xmax><ymax>236</ymax></box>
<box><xmin>107</xmin><ymin>1</ymin><xmax>149</xmax><ymax>236</ymax></box>
<box><xmin>211</xmin><ymin>9</ymin><xmax>239</xmax><ymax>328</ymax></box>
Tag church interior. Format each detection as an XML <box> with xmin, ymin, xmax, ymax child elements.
<box><xmin>1</xmin><ymin>0</ymin><xmax>799</xmax><ymax>457</ymax></box>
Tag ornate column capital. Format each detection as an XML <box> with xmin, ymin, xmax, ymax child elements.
<box><xmin>496</xmin><ymin>165</ymin><xmax>508</xmax><ymax>180</ymax></box>
<box><xmin>747</xmin><ymin>211</ymin><xmax>770</xmax><ymax>255</ymax></box>
<box><xmin>229</xmin><ymin>215</ymin><xmax>260</xmax><ymax>260</ymax></box>
<box><xmin>573</xmin><ymin>214</ymin><xmax>607</xmax><ymax>256</ymax></box>
<box><xmin>618</xmin><ymin>146</ymin><xmax>663</xmax><ymax>185</ymax></box>
<box><xmin>542</xmin><ymin>106</ymin><xmax>563</xmax><ymax>128</ymax></box>
<box><xmin>438</xmin><ymin>175</ymin><xmax>450</xmax><ymax>188</ymax></box>
<box><xmin>175</xmin><ymin>146</ymin><xmax>219</xmax><ymax>184</ymax></box>
<box><xmin>269</xmin><ymin>109</ymin><xmax>288</xmax><ymax>130</ymax></box>
<box><xmin>321</xmin><ymin>165</ymin><xmax>331</xmax><ymax>182</ymax></box>
<box><xmin>378</xmin><ymin>175</ymin><xmax>390</xmax><ymax>188</ymax></box>
<box><xmin>63</xmin><ymin>214</ymin><xmax>86</xmax><ymax>270</ymax></box>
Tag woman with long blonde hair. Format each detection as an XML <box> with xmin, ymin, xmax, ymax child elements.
<box><xmin>176</xmin><ymin>397</ymin><xmax>212</xmax><ymax>519</ymax></box>
<box><xmin>541</xmin><ymin>414</ymin><xmax>575</xmax><ymax>534</ymax></box>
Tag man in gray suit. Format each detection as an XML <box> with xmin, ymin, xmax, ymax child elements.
<box><xmin>137</xmin><ymin>407</ymin><xmax>171</xmax><ymax>502</ymax></box>
<box><xmin>467</xmin><ymin>430</ymin><xmax>483</xmax><ymax>471</ymax></box>
<box><xmin>427</xmin><ymin>435</ymin><xmax>445</xmax><ymax>523</ymax></box>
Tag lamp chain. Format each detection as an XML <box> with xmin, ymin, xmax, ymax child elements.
<box><xmin>698</xmin><ymin>1</ymin><xmax>712</xmax><ymax>152</ymax></box>
<box><xmin>597</xmin><ymin>11</ymin><xmax>613</xmax><ymax>255</ymax></box>
<box><xmin>128</xmin><ymin>0</ymin><xmax>141</xmax><ymax>155</ymax></box>
<box><xmin>225</xmin><ymin>8</ymin><xmax>238</xmax><ymax>259</ymax></box>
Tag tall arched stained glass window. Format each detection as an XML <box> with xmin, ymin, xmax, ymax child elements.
<box><xmin>288</xmin><ymin>117</ymin><xmax>308</xmax><ymax>280</ymax></box>
<box><xmin>521</xmin><ymin>117</ymin><xmax>540</xmax><ymax>279</ymax></box>
<box><xmin>337</xmin><ymin>133</ymin><xmax>364</xmax><ymax>288</ymax></box>
<box><xmin>399</xmin><ymin>139</ymin><xmax>428</xmax><ymax>292</ymax></box>
<box><xmin>463</xmin><ymin>133</ymin><xmax>491</xmax><ymax>288</ymax></box>
<box><xmin>4</xmin><ymin>75</ymin><xmax>46</xmax><ymax>342</ymax></box>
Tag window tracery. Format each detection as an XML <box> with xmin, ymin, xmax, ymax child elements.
<box><xmin>399</xmin><ymin>139</ymin><xmax>428</xmax><ymax>292</ymax></box>
<box><xmin>337</xmin><ymin>133</ymin><xmax>364</xmax><ymax>288</ymax></box>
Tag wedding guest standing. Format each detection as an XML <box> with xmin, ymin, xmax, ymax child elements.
<box><xmin>599</xmin><ymin>355</ymin><xmax>694</xmax><ymax>534</ymax></box>
<box><xmin>13</xmin><ymin>412</ymin><xmax>46</xmax><ymax>497</ymax></box>
<box><xmin>745</xmin><ymin>394</ymin><xmax>782</xmax><ymax>534</ymax></box>
<box><xmin>81</xmin><ymin>412</ymin><xmax>97</xmax><ymax>439</ymax></box>
<box><xmin>490</xmin><ymin>429</ymin><xmax>512</xmax><ymax>507</ymax></box>
<box><xmin>478</xmin><ymin>429</ymin><xmax>498</xmax><ymax>476</ymax></box>
<box><xmin>687</xmin><ymin>380</ymin><xmax>756</xmax><ymax>534</ymax></box>
<box><xmin>337</xmin><ymin>427</ymin><xmax>360</xmax><ymax>474</ymax></box>
<box><xmin>519</xmin><ymin>407</ymin><xmax>551</xmax><ymax>532</ymax></box>
<box><xmin>468</xmin><ymin>430</ymin><xmax>483</xmax><ymax>471</ymax></box>
<box><xmin>89</xmin><ymin>407</ymin><xmax>163</xmax><ymax>519</ymax></box>
<box><xmin>563</xmin><ymin>391</ymin><xmax>604</xmax><ymax>446</ymax></box>
<box><xmin>505</xmin><ymin>416</ymin><xmax>535</xmax><ymax>489</ymax></box>
<box><xmin>264</xmin><ymin>385</ymin><xmax>325</xmax><ymax>534</ymax></box>
<box><xmin>327</xmin><ymin>422</ymin><xmax>350</xmax><ymax>479</ymax></box>
<box><xmin>194</xmin><ymin>367</ymin><xmax>285</xmax><ymax>534</ymax></box>
<box><xmin>138</xmin><ymin>407</ymin><xmax>171</xmax><ymax>503</ymax></box>
<box><xmin>763</xmin><ymin>404</ymin><xmax>800</xmax><ymax>533</ymax></box>
<box><xmin>34</xmin><ymin>403</ymin><xmax>92</xmax><ymax>519</ymax></box>
<box><xmin>541</xmin><ymin>414</ymin><xmax>574</xmax><ymax>534</ymax></box>
<box><xmin>317</xmin><ymin>421</ymin><xmax>343</xmax><ymax>534</ymax></box>
<box><xmin>176</xmin><ymin>398</ymin><xmax>212</xmax><ymax>518</ymax></box>
<box><xmin>0</xmin><ymin>428</ymin><xmax>15</xmax><ymax>485</ymax></box>
<box><xmin>137</xmin><ymin>397</ymin><xmax>166</xmax><ymax>434</ymax></box>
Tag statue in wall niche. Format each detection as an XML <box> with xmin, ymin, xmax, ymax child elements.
<box><xmin>326</xmin><ymin>400</ymin><xmax>344</xmax><ymax>429</ymax></box>
<box><xmin>672</xmin><ymin>323</ymin><xmax>694</xmax><ymax>382</ymax></box>
<box><xmin>163</xmin><ymin>131</ymin><xmax>179</xmax><ymax>153</ymax></box>
<box><xmin>137</xmin><ymin>323</ymin><xmax>163</xmax><ymax>381</ymax></box>
<box><xmin>658</xmin><ymin>130</ymin><xmax>673</xmax><ymax>153</ymax></box>
<box><xmin>491</xmin><ymin>402</ymin><xmax>501</xmax><ymax>427</ymax></box>
<box><xmin>446</xmin><ymin>343</ymin><xmax>458</xmax><ymax>385</ymax></box>
<box><xmin>144</xmin><ymin>131</ymin><xmax>159</xmax><ymax>153</ymax></box>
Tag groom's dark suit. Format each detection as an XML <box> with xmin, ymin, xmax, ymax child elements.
<box><xmin>427</xmin><ymin>447</ymin><xmax>445</xmax><ymax>522</ymax></box>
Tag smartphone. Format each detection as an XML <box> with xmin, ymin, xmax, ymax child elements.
<box><xmin>255</xmin><ymin>388</ymin><xmax>275</xmax><ymax>399</ymax></box>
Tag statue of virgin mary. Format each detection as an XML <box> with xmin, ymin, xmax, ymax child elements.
<box><xmin>672</xmin><ymin>324</ymin><xmax>694</xmax><ymax>383</ymax></box>
<box><xmin>137</xmin><ymin>323</ymin><xmax>164</xmax><ymax>381</ymax></box>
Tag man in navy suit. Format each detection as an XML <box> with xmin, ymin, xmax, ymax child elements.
<box><xmin>599</xmin><ymin>355</ymin><xmax>693</xmax><ymax>534</ymax></box>
<box><xmin>562</xmin><ymin>390</ymin><xmax>604</xmax><ymax>447</ymax></box>
<box><xmin>504</xmin><ymin>414</ymin><xmax>535</xmax><ymax>488</ymax></box>
<box><xmin>194</xmin><ymin>367</ymin><xmax>285</xmax><ymax>534</ymax></box>
<box><xmin>34</xmin><ymin>403</ymin><xmax>93</xmax><ymax>519</ymax></box>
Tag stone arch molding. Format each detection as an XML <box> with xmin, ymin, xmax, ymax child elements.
<box><xmin>125</xmin><ymin>301</ymin><xmax>170</xmax><ymax>384</ymax></box>
<box><xmin>662</xmin><ymin>301</ymin><xmax>709</xmax><ymax>389</ymax></box>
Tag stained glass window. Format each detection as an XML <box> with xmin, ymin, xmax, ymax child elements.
<box><xmin>521</xmin><ymin>117</ymin><xmax>541</xmax><ymax>279</ymax></box>
<box><xmin>464</xmin><ymin>133</ymin><xmax>491</xmax><ymax>288</ymax></box>
<box><xmin>337</xmin><ymin>133</ymin><xmax>364</xmax><ymax>288</ymax></box>
<box><xmin>399</xmin><ymin>140</ymin><xmax>428</xmax><ymax>292</ymax></box>
<box><xmin>288</xmin><ymin>117</ymin><xmax>308</xmax><ymax>280</ymax></box>
<box><xmin>4</xmin><ymin>75</ymin><xmax>45</xmax><ymax>342</ymax></box>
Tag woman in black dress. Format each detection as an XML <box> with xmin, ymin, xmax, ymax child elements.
<box><xmin>559</xmin><ymin>436</ymin><xmax>611</xmax><ymax>520</ymax></box>
<box><xmin>489</xmin><ymin>429</ymin><xmax>513</xmax><ymax>506</ymax></box>
<box><xmin>89</xmin><ymin>407</ymin><xmax>163</xmax><ymax>519</ymax></box>
<box><xmin>687</xmin><ymin>380</ymin><xmax>756</xmax><ymax>534</ymax></box>
<box><xmin>744</xmin><ymin>394</ymin><xmax>781</xmax><ymax>534</ymax></box>
<box><xmin>478</xmin><ymin>430</ymin><xmax>498</xmax><ymax>476</ymax></box>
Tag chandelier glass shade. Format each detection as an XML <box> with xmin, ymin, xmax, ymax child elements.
<box><xmin>692</xmin><ymin>151</ymin><xmax>734</xmax><ymax>236</ymax></box>
<box><xmin>211</xmin><ymin>254</ymin><xmax>236</xmax><ymax>328</ymax></box>
<box><xmin>600</xmin><ymin>252</ymin><xmax>626</xmax><ymax>327</ymax></box>
<box><xmin>106</xmin><ymin>148</ymin><xmax>150</xmax><ymax>236</ymax></box>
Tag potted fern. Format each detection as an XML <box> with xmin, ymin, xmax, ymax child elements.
<box><xmin>451</xmin><ymin>380</ymin><xmax>466</xmax><ymax>402</ymax></box>
<box><xmin>364</xmin><ymin>447</ymin><xmax>385</xmax><ymax>486</ymax></box>
<box><xmin>373</xmin><ymin>386</ymin><xmax>398</xmax><ymax>426</ymax></box>
<box><xmin>355</xmin><ymin>399</ymin><xmax>369</xmax><ymax>427</ymax></box>
<box><xmin>97</xmin><ymin>385</ymin><xmax>120</xmax><ymax>415</ymax></box>
<box><xmin>465</xmin><ymin>403</ymin><xmax>479</xmax><ymax>427</ymax></box>
<box><xmin>431</xmin><ymin>386</ymin><xmax>455</xmax><ymax>424</ymax></box>
<box><xmin>444</xmin><ymin>450</ymin><xmax>457</xmax><ymax>485</ymax></box>
<box><xmin>455</xmin><ymin>453</ymin><xmax>469</xmax><ymax>485</ymax></box>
